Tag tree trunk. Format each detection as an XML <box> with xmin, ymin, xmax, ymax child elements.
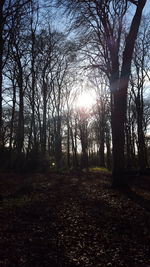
<box><xmin>99</xmin><ymin>129</ymin><xmax>105</xmax><ymax>167</ymax></box>
<box><xmin>9</xmin><ymin>80</ymin><xmax>16</xmax><ymax>151</ymax></box>
<box><xmin>28</xmin><ymin>29</ymin><xmax>36</xmax><ymax>153</ymax></box>
<box><xmin>80</xmin><ymin>126</ymin><xmax>88</xmax><ymax>170</ymax></box>
<box><xmin>67</xmin><ymin>119</ymin><xmax>70</xmax><ymax>169</ymax></box>
<box><xmin>106</xmin><ymin>126</ymin><xmax>111</xmax><ymax>170</ymax></box>
<box><xmin>42</xmin><ymin>80</ymin><xmax>47</xmax><ymax>154</ymax></box>
<box><xmin>0</xmin><ymin>1</ymin><xmax>4</xmax><ymax>148</ymax></box>
<box><xmin>111</xmin><ymin>0</ymin><xmax>147</xmax><ymax>187</ymax></box>
<box><xmin>16</xmin><ymin>69</ymin><xmax>24</xmax><ymax>155</ymax></box>
<box><xmin>137</xmin><ymin>108</ymin><xmax>147</xmax><ymax>171</ymax></box>
<box><xmin>112</xmin><ymin>90</ymin><xmax>125</xmax><ymax>186</ymax></box>
<box><xmin>54</xmin><ymin>117</ymin><xmax>62</xmax><ymax>171</ymax></box>
<box><xmin>125</xmin><ymin>124</ymin><xmax>133</xmax><ymax>170</ymax></box>
<box><xmin>70</xmin><ymin>124</ymin><xmax>78</xmax><ymax>169</ymax></box>
<box><xmin>74</xmin><ymin>119</ymin><xmax>78</xmax><ymax>168</ymax></box>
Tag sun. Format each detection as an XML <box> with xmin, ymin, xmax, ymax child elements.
<box><xmin>76</xmin><ymin>91</ymin><xmax>96</xmax><ymax>109</ymax></box>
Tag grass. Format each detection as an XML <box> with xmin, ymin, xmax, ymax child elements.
<box><xmin>89</xmin><ymin>166</ymin><xmax>111</xmax><ymax>174</ymax></box>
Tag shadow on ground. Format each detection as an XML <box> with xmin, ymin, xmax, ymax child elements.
<box><xmin>0</xmin><ymin>172</ymin><xmax>150</xmax><ymax>266</ymax></box>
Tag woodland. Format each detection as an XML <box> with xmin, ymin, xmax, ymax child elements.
<box><xmin>0</xmin><ymin>0</ymin><xmax>150</xmax><ymax>266</ymax></box>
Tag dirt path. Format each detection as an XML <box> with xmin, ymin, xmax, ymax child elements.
<box><xmin>0</xmin><ymin>172</ymin><xmax>150</xmax><ymax>266</ymax></box>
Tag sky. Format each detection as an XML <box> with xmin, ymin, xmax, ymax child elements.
<box><xmin>144</xmin><ymin>1</ymin><xmax>150</xmax><ymax>14</ymax></box>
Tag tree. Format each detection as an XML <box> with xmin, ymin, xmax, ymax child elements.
<box><xmin>0</xmin><ymin>0</ymin><xmax>32</xmax><ymax>148</ymax></box>
<box><xmin>57</xmin><ymin>0</ymin><xmax>147</xmax><ymax>186</ymax></box>
<box><xmin>129</xmin><ymin>15</ymin><xmax>150</xmax><ymax>171</ymax></box>
<box><xmin>89</xmin><ymin>72</ymin><xmax>111</xmax><ymax>168</ymax></box>
<box><xmin>27</xmin><ymin>1</ymin><xmax>39</xmax><ymax>153</ymax></box>
<box><xmin>76</xmin><ymin>107</ymin><xmax>89</xmax><ymax>170</ymax></box>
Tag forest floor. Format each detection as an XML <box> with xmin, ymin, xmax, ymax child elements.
<box><xmin>0</xmin><ymin>170</ymin><xmax>150</xmax><ymax>267</ymax></box>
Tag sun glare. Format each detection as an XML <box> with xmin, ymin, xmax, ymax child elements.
<box><xmin>76</xmin><ymin>91</ymin><xmax>96</xmax><ymax>109</ymax></box>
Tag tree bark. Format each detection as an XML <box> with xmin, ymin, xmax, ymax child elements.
<box><xmin>42</xmin><ymin>80</ymin><xmax>47</xmax><ymax>154</ymax></box>
<box><xmin>67</xmin><ymin>118</ymin><xmax>70</xmax><ymax>169</ymax></box>
<box><xmin>16</xmin><ymin>67</ymin><xmax>24</xmax><ymax>155</ymax></box>
<box><xmin>9</xmin><ymin>79</ymin><xmax>16</xmax><ymax>151</ymax></box>
<box><xmin>112</xmin><ymin>0</ymin><xmax>147</xmax><ymax>187</ymax></box>
<box><xmin>106</xmin><ymin>125</ymin><xmax>111</xmax><ymax>170</ymax></box>
<box><xmin>0</xmin><ymin>1</ymin><xmax>4</xmax><ymax>148</ymax></box>
<box><xmin>80</xmin><ymin>125</ymin><xmax>88</xmax><ymax>170</ymax></box>
<box><xmin>137</xmin><ymin>102</ymin><xmax>147</xmax><ymax>171</ymax></box>
<box><xmin>54</xmin><ymin>117</ymin><xmax>62</xmax><ymax>171</ymax></box>
<box><xmin>99</xmin><ymin>127</ymin><xmax>105</xmax><ymax>167</ymax></box>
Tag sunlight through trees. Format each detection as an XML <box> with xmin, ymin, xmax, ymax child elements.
<box><xmin>0</xmin><ymin>0</ymin><xmax>149</xmax><ymax>186</ymax></box>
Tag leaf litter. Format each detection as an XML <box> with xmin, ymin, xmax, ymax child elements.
<box><xmin>0</xmin><ymin>172</ymin><xmax>150</xmax><ymax>266</ymax></box>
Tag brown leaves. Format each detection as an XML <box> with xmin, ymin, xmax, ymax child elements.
<box><xmin>0</xmin><ymin>172</ymin><xmax>150</xmax><ymax>266</ymax></box>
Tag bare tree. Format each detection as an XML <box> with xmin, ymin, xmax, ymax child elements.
<box><xmin>57</xmin><ymin>0</ymin><xmax>147</xmax><ymax>186</ymax></box>
<box><xmin>129</xmin><ymin>16</ymin><xmax>150</xmax><ymax>171</ymax></box>
<box><xmin>0</xmin><ymin>0</ymin><xmax>32</xmax><ymax>148</ymax></box>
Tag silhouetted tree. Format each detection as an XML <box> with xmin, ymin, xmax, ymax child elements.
<box><xmin>57</xmin><ymin>0</ymin><xmax>147</xmax><ymax>186</ymax></box>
